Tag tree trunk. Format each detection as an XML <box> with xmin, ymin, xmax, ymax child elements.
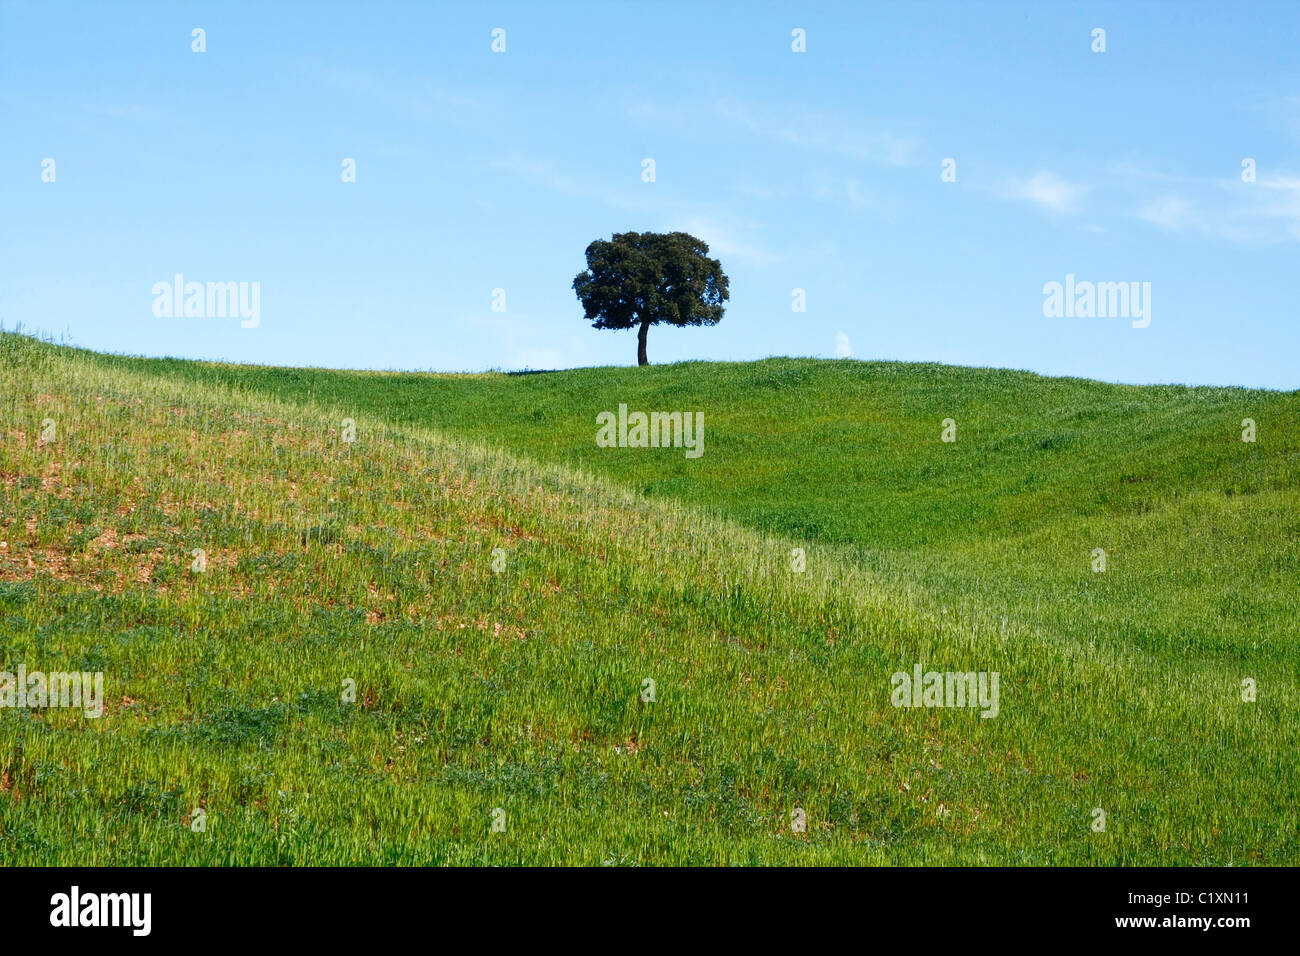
<box><xmin>637</xmin><ymin>318</ymin><xmax>650</xmax><ymax>366</ymax></box>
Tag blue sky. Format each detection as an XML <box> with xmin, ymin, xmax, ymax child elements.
<box><xmin>3</xmin><ymin>0</ymin><xmax>1298</xmax><ymax>388</ymax></box>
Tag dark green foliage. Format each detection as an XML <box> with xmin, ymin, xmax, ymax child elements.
<box><xmin>573</xmin><ymin>231</ymin><xmax>729</xmax><ymax>365</ymax></box>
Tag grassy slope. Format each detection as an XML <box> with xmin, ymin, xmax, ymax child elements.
<box><xmin>79</xmin><ymin>351</ymin><xmax>1300</xmax><ymax>674</ymax></box>
<box><xmin>2</xmin><ymin>333</ymin><xmax>1297</xmax><ymax>864</ymax></box>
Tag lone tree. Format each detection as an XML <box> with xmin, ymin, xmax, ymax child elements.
<box><xmin>573</xmin><ymin>231</ymin><xmax>729</xmax><ymax>366</ymax></box>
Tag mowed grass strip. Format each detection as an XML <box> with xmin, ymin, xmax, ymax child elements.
<box><xmin>1</xmin><ymin>333</ymin><xmax>1295</xmax><ymax>864</ymax></box>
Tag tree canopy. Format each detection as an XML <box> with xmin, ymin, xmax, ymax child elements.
<box><xmin>573</xmin><ymin>231</ymin><xmax>729</xmax><ymax>365</ymax></box>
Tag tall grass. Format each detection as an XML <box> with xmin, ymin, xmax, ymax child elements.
<box><xmin>1</xmin><ymin>333</ymin><xmax>1295</xmax><ymax>864</ymax></box>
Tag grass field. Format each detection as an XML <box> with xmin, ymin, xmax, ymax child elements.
<box><xmin>2</xmin><ymin>330</ymin><xmax>1297</xmax><ymax>864</ymax></box>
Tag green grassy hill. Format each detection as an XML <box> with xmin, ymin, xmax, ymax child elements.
<box><xmin>2</xmin><ymin>331</ymin><xmax>1297</xmax><ymax>864</ymax></box>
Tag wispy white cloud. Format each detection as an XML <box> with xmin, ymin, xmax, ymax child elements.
<box><xmin>1137</xmin><ymin>195</ymin><xmax>1196</xmax><ymax>231</ymax></box>
<box><xmin>86</xmin><ymin>103</ymin><xmax>164</xmax><ymax>121</ymax></box>
<box><xmin>488</xmin><ymin>155</ymin><xmax>616</xmax><ymax>203</ymax></box>
<box><xmin>675</xmin><ymin>216</ymin><xmax>778</xmax><ymax>265</ymax></box>
<box><xmin>1110</xmin><ymin>161</ymin><xmax>1300</xmax><ymax>242</ymax></box>
<box><xmin>1250</xmin><ymin>174</ymin><xmax>1300</xmax><ymax>240</ymax></box>
<box><xmin>807</xmin><ymin>171</ymin><xmax>875</xmax><ymax>207</ymax></box>
<box><xmin>1005</xmin><ymin>171</ymin><xmax>1085</xmax><ymax>213</ymax></box>
<box><xmin>487</xmin><ymin>155</ymin><xmax>781</xmax><ymax>264</ymax></box>
<box><xmin>488</xmin><ymin>154</ymin><xmax>673</xmax><ymax>223</ymax></box>
<box><xmin>312</xmin><ymin>63</ymin><xmax>480</xmax><ymax>119</ymax></box>
<box><xmin>628</xmin><ymin>95</ymin><xmax>920</xmax><ymax>168</ymax></box>
<box><xmin>712</xmin><ymin>97</ymin><xmax>919</xmax><ymax>167</ymax></box>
